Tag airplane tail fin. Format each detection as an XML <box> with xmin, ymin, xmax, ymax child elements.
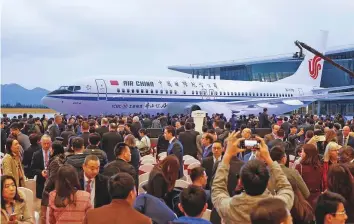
<box><xmin>276</xmin><ymin>31</ymin><xmax>328</xmax><ymax>87</ymax></box>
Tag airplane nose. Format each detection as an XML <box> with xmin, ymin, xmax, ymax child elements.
<box><xmin>41</xmin><ymin>96</ymin><xmax>50</xmax><ymax>107</ymax></box>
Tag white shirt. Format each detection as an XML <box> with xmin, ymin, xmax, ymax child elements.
<box><xmin>213</xmin><ymin>156</ymin><xmax>222</xmax><ymax>164</ymax></box>
<box><xmin>84</xmin><ymin>174</ymin><xmax>95</xmax><ymax>207</ymax></box>
<box><xmin>249</xmin><ymin>152</ymin><xmax>256</xmax><ymax>161</ymax></box>
<box><xmin>169</xmin><ymin>137</ymin><xmax>176</xmax><ymax>144</ymax></box>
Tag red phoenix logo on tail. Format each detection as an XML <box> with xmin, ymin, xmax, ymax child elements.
<box><xmin>308</xmin><ymin>56</ymin><xmax>322</xmax><ymax>80</ymax></box>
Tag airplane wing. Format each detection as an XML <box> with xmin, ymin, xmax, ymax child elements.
<box><xmin>312</xmin><ymin>85</ymin><xmax>354</xmax><ymax>94</ymax></box>
<box><xmin>225</xmin><ymin>92</ymin><xmax>354</xmax><ymax>106</ymax></box>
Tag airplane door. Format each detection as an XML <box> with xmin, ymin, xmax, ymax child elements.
<box><xmin>201</xmin><ymin>89</ymin><xmax>207</xmax><ymax>100</ymax></box>
<box><xmin>298</xmin><ymin>88</ymin><xmax>304</xmax><ymax>96</ymax></box>
<box><xmin>209</xmin><ymin>89</ymin><xmax>215</xmax><ymax>100</ymax></box>
<box><xmin>95</xmin><ymin>79</ymin><xmax>107</xmax><ymax>100</ymax></box>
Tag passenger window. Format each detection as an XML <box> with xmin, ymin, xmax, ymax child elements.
<box><xmin>227</xmin><ymin>92</ymin><xmax>230</xmax><ymax>96</ymax></box>
<box><xmin>74</xmin><ymin>86</ymin><xmax>81</xmax><ymax>91</ymax></box>
<box><xmin>215</xmin><ymin>92</ymin><xmax>218</xmax><ymax>95</ymax></box>
<box><xmin>183</xmin><ymin>90</ymin><xmax>186</xmax><ymax>94</ymax></box>
<box><xmin>169</xmin><ymin>90</ymin><xmax>172</xmax><ymax>94</ymax></box>
<box><xmin>127</xmin><ymin>89</ymin><xmax>130</xmax><ymax>93</ymax></box>
<box><xmin>68</xmin><ymin>86</ymin><xmax>74</xmax><ymax>91</ymax></box>
<box><xmin>132</xmin><ymin>89</ymin><xmax>135</xmax><ymax>93</ymax></box>
<box><xmin>151</xmin><ymin>90</ymin><xmax>154</xmax><ymax>94</ymax></box>
<box><xmin>160</xmin><ymin>90</ymin><xmax>163</xmax><ymax>94</ymax></box>
<box><xmin>219</xmin><ymin>92</ymin><xmax>222</xmax><ymax>95</ymax></box>
<box><xmin>117</xmin><ymin>89</ymin><xmax>120</xmax><ymax>93</ymax></box>
<box><xmin>174</xmin><ymin>90</ymin><xmax>177</xmax><ymax>94</ymax></box>
<box><xmin>192</xmin><ymin>91</ymin><xmax>194</xmax><ymax>94</ymax></box>
<box><xmin>165</xmin><ymin>90</ymin><xmax>168</xmax><ymax>94</ymax></box>
<box><xmin>122</xmin><ymin>89</ymin><xmax>125</xmax><ymax>93</ymax></box>
<box><xmin>146</xmin><ymin>89</ymin><xmax>148</xmax><ymax>93</ymax></box>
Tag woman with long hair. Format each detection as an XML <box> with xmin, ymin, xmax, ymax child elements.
<box><xmin>288</xmin><ymin>178</ymin><xmax>315</xmax><ymax>224</ymax></box>
<box><xmin>327</xmin><ymin>163</ymin><xmax>354</xmax><ymax>223</ymax></box>
<box><xmin>323</xmin><ymin>129</ymin><xmax>338</xmax><ymax>150</ymax></box>
<box><xmin>48</xmin><ymin>164</ymin><xmax>92</xmax><ymax>224</ymax></box>
<box><xmin>295</xmin><ymin>144</ymin><xmax>323</xmax><ymax>208</ymax></box>
<box><xmin>146</xmin><ymin>155</ymin><xmax>180</xmax><ymax>209</ymax></box>
<box><xmin>1</xmin><ymin>175</ymin><xmax>34</xmax><ymax>223</ymax></box>
<box><xmin>3</xmin><ymin>138</ymin><xmax>26</xmax><ymax>187</ymax></box>
<box><xmin>322</xmin><ymin>142</ymin><xmax>340</xmax><ymax>191</ymax></box>
<box><xmin>41</xmin><ymin>141</ymin><xmax>66</xmax><ymax>222</ymax></box>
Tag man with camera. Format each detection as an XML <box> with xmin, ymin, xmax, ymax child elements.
<box><xmin>211</xmin><ymin>131</ymin><xmax>294</xmax><ymax>223</ymax></box>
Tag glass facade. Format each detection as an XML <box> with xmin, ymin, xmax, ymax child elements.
<box><xmin>169</xmin><ymin>48</ymin><xmax>354</xmax><ymax>115</ymax></box>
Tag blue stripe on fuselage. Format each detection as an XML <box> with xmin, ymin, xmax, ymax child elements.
<box><xmin>47</xmin><ymin>95</ymin><xmax>240</xmax><ymax>103</ymax></box>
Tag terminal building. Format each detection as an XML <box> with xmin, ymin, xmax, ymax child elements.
<box><xmin>168</xmin><ymin>47</ymin><xmax>354</xmax><ymax>116</ymax></box>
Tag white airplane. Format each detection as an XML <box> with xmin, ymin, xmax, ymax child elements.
<box><xmin>41</xmin><ymin>31</ymin><xmax>354</xmax><ymax>118</ymax></box>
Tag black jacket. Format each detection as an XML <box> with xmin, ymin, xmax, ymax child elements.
<box><xmin>104</xmin><ymin>158</ymin><xmax>138</xmax><ymax>190</ymax></box>
<box><xmin>79</xmin><ymin>173</ymin><xmax>111</xmax><ymax>208</ymax></box>
<box><xmin>23</xmin><ymin>144</ymin><xmax>41</xmax><ymax>178</ymax></box>
<box><xmin>65</xmin><ymin>153</ymin><xmax>88</xmax><ymax>174</ymax></box>
<box><xmin>30</xmin><ymin>149</ymin><xmax>47</xmax><ymax>198</ymax></box>
<box><xmin>80</xmin><ymin>132</ymin><xmax>90</xmax><ymax>148</ymax></box>
<box><xmin>201</xmin><ymin>156</ymin><xmax>215</xmax><ymax>190</ymax></box>
<box><xmin>95</xmin><ymin>126</ymin><xmax>109</xmax><ymax>138</ymax></box>
<box><xmin>60</xmin><ymin>130</ymin><xmax>76</xmax><ymax>147</ymax></box>
<box><xmin>178</xmin><ymin>130</ymin><xmax>198</xmax><ymax>158</ymax></box>
<box><xmin>101</xmin><ymin>131</ymin><xmax>123</xmax><ymax>162</ymax></box>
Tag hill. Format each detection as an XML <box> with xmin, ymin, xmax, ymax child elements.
<box><xmin>1</xmin><ymin>84</ymin><xmax>50</xmax><ymax>106</ymax></box>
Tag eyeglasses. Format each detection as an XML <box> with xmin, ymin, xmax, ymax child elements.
<box><xmin>332</xmin><ymin>210</ymin><xmax>346</xmax><ymax>216</ymax></box>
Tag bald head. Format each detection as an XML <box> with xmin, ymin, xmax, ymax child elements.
<box><xmin>342</xmin><ymin>126</ymin><xmax>350</xmax><ymax>137</ymax></box>
<box><xmin>272</xmin><ymin>124</ymin><xmax>280</xmax><ymax>135</ymax></box>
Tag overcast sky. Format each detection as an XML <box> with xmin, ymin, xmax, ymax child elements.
<box><xmin>2</xmin><ymin>0</ymin><xmax>354</xmax><ymax>91</ymax></box>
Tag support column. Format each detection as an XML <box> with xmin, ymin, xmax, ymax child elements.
<box><xmin>317</xmin><ymin>101</ymin><xmax>321</xmax><ymax>115</ymax></box>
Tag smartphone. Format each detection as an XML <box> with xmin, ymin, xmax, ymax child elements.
<box><xmin>245</xmin><ymin>140</ymin><xmax>258</xmax><ymax>147</ymax></box>
<box><xmin>9</xmin><ymin>213</ymin><xmax>17</xmax><ymax>221</ymax></box>
<box><xmin>318</xmin><ymin>135</ymin><xmax>326</xmax><ymax>141</ymax></box>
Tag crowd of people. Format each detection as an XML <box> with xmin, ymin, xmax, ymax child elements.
<box><xmin>0</xmin><ymin>109</ymin><xmax>354</xmax><ymax>224</ymax></box>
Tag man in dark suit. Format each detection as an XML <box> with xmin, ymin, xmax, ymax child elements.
<box><xmin>79</xmin><ymin>121</ymin><xmax>90</xmax><ymax>148</ymax></box>
<box><xmin>338</xmin><ymin>126</ymin><xmax>351</xmax><ymax>146</ymax></box>
<box><xmin>31</xmin><ymin>134</ymin><xmax>51</xmax><ymax>199</ymax></box>
<box><xmin>258</xmin><ymin>108</ymin><xmax>271</xmax><ymax>128</ymax></box>
<box><xmin>201</xmin><ymin>133</ymin><xmax>214</xmax><ymax>159</ymax></box>
<box><xmin>81</xmin><ymin>155</ymin><xmax>111</xmax><ymax>208</ymax></box>
<box><xmin>60</xmin><ymin>124</ymin><xmax>76</xmax><ymax>147</ymax></box>
<box><xmin>281</xmin><ymin>117</ymin><xmax>291</xmax><ymax>138</ymax></box>
<box><xmin>101</xmin><ymin>123</ymin><xmax>123</xmax><ymax>162</ymax></box>
<box><xmin>212</xmin><ymin>120</ymin><xmax>224</xmax><ymax>136</ymax></box>
<box><xmin>1</xmin><ymin>119</ymin><xmax>7</xmax><ymax>153</ymax></box>
<box><xmin>264</xmin><ymin>124</ymin><xmax>280</xmax><ymax>144</ymax></box>
<box><xmin>176</xmin><ymin>120</ymin><xmax>185</xmax><ymax>136</ymax></box>
<box><xmin>164</xmin><ymin>126</ymin><xmax>184</xmax><ymax>178</ymax></box>
<box><xmin>178</xmin><ymin>122</ymin><xmax>199</xmax><ymax>159</ymax></box>
<box><xmin>47</xmin><ymin>114</ymin><xmax>62</xmax><ymax>141</ymax></box>
<box><xmin>95</xmin><ymin>118</ymin><xmax>109</xmax><ymax>137</ymax></box>
<box><xmin>202</xmin><ymin>140</ymin><xmax>223</xmax><ymax>190</ymax></box>
<box><xmin>104</xmin><ymin>142</ymin><xmax>138</xmax><ymax>190</ymax></box>
<box><xmin>83</xmin><ymin>173</ymin><xmax>151</xmax><ymax>224</ymax></box>
<box><xmin>209</xmin><ymin>150</ymin><xmax>245</xmax><ymax>224</ymax></box>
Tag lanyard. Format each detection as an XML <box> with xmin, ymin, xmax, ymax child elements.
<box><xmin>5</xmin><ymin>203</ymin><xmax>15</xmax><ymax>216</ymax></box>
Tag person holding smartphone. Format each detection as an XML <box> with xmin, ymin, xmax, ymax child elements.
<box><xmin>1</xmin><ymin>175</ymin><xmax>34</xmax><ymax>224</ymax></box>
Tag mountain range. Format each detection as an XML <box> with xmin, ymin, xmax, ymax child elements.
<box><xmin>1</xmin><ymin>84</ymin><xmax>50</xmax><ymax>106</ymax></box>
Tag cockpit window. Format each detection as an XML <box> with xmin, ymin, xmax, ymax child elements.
<box><xmin>59</xmin><ymin>86</ymin><xmax>80</xmax><ymax>92</ymax></box>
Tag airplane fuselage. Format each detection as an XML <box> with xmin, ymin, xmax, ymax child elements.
<box><xmin>41</xmin><ymin>76</ymin><xmax>315</xmax><ymax>117</ymax></box>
